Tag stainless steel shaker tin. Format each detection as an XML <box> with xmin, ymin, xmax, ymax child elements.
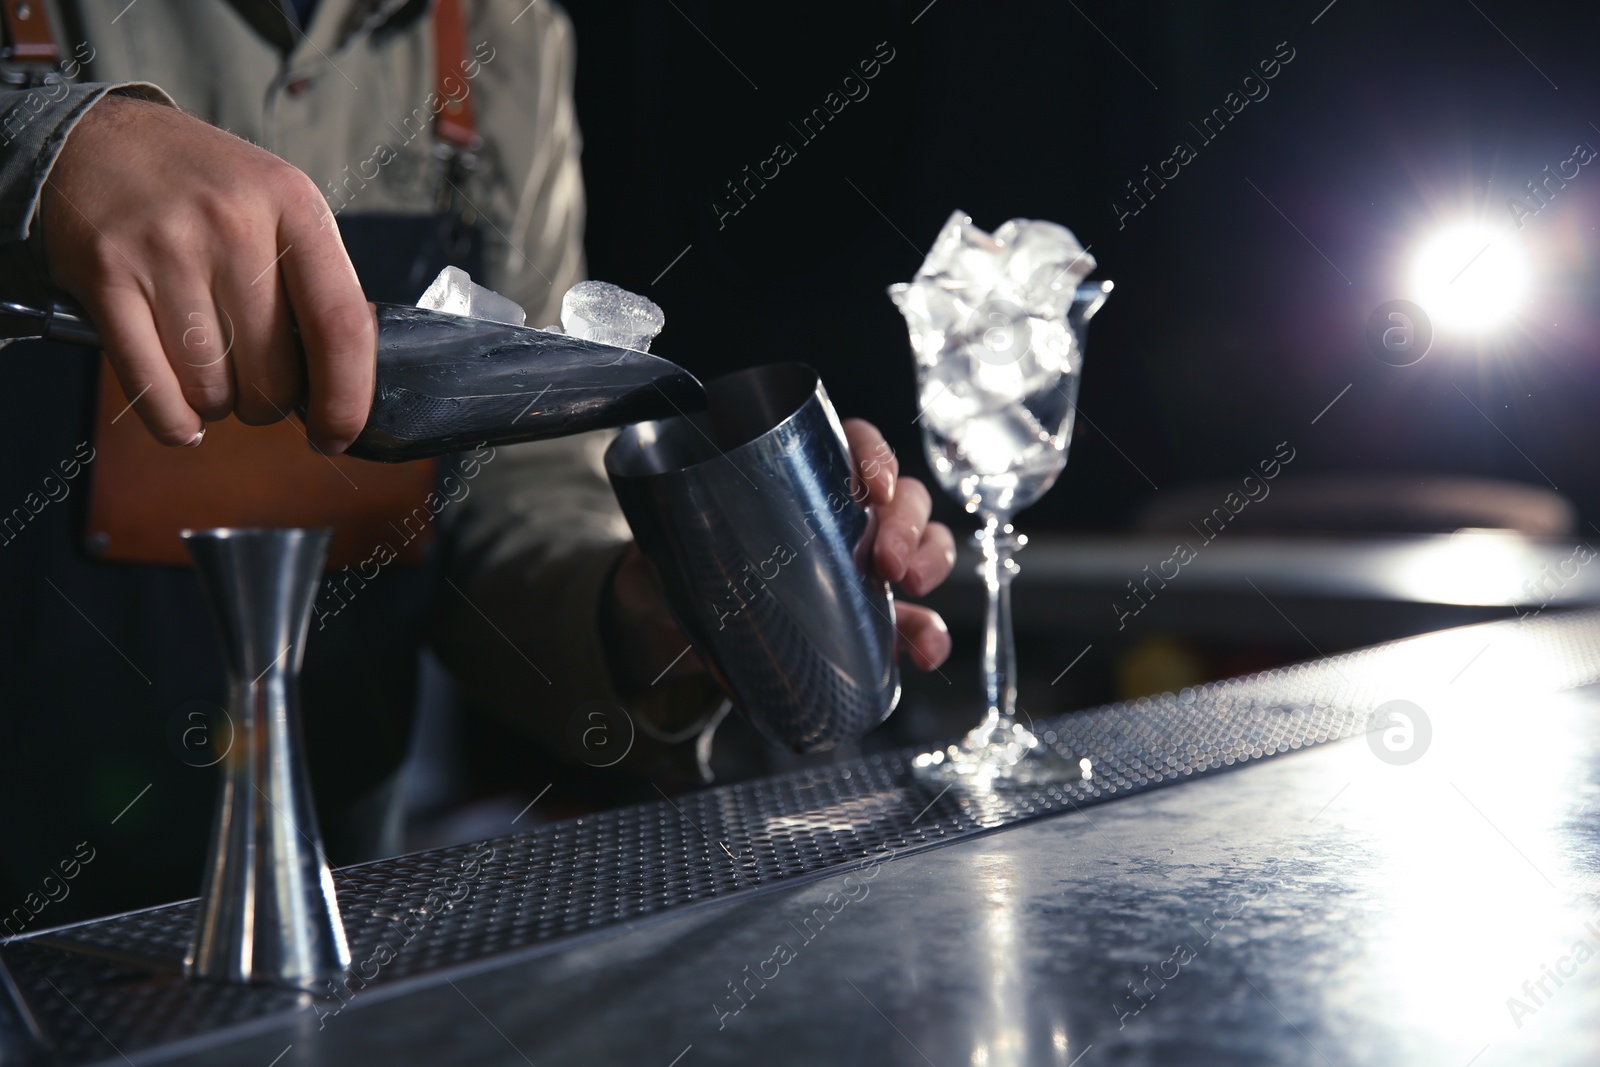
<box><xmin>605</xmin><ymin>363</ymin><xmax>900</xmax><ymax>752</ymax></box>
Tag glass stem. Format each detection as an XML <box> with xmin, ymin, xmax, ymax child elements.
<box><xmin>974</xmin><ymin>513</ymin><xmax>1021</xmax><ymax>745</ymax></box>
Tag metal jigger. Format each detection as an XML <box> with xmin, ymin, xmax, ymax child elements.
<box><xmin>182</xmin><ymin>528</ymin><xmax>350</xmax><ymax>988</ymax></box>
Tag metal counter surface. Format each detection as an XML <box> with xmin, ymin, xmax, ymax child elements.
<box><xmin>141</xmin><ymin>685</ymin><xmax>1600</xmax><ymax>1067</ymax></box>
<box><xmin>10</xmin><ymin>611</ymin><xmax>1600</xmax><ymax>1066</ymax></box>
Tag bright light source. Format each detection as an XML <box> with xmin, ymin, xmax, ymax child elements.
<box><xmin>1410</xmin><ymin>224</ymin><xmax>1530</xmax><ymax>330</ymax></box>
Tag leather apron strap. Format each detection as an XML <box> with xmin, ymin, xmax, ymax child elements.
<box><xmin>0</xmin><ymin>0</ymin><xmax>59</xmax><ymax>64</ymax></box>
<box><xmin>82</xmin><ymin>0</ymin><xmax>482</xmax><ymax>569</ymax></box>
<box><xmin>431</xmin><ymin>0</ymin><xmax>479</xmax><ymax>152</ymax></box>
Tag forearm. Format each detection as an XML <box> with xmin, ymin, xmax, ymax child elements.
<box><xmin>429</xmin><ymin>435</ymin><xmax>722</xmax><ymax>777</ymax></box>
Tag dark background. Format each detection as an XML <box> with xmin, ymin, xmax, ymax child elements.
<box><xmin>560</xmin><ymin>0</ymin><xmax>1600</xmax><ymax>535</ymax></box>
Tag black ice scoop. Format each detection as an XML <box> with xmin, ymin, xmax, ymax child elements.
<box><xmin>0</xmin><ymin>298</ymin><xmax>706</xmax><ymax>462</ymax></box>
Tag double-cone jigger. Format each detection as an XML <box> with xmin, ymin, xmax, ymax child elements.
<box><xmin>183</xmin><ymin>528</ymin><xmax>350</xmax><ymax>989</ymax></box>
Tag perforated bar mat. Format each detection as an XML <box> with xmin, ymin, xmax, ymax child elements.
<box><xmin>9</xmin><ymin>609</ymin><xmax>1600</xmax><ymax>1065</ymax></box>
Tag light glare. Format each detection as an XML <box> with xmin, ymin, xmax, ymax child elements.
<box><xmin>1410</xmin><ymin>224</ymin><xmax>1529</xmax><ymax>330</ymax></box>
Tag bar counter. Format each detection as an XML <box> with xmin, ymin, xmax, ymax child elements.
<box><xmin>6</xmin><ymin>610</ymin><xmax>1600</xmax><ymax>1066</ymax></box>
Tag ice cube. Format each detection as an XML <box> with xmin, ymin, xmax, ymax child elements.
<box><xmin>891</xmin><ymin>282</ymin><xmax>963</xmax><ymax>362</ymax></box>
<box><xmin>944</xmin><ymin>300</ymin><xmax>1076</xmax><ymax>402</ymax></box>
<box><xmin>949</xmin><ymin>405</ymin><xmax>1052</xmax><ymax>477</ymax></box>
<box><xmin>959</xmin><ymin>298</ymin><xmax>1031</xmax><ymax>367</ymax></box>
<box><xmin>894</xmin><ymin>211</ymin><xmax>1096</xmax><ymax>433</ymax></box>
<box><xmin>987</xmin><ymin>318</ymin><xmax>1076</xmax><ymax>398</ymax></box>
<box><xmin>417</xmin><ymin>266</ymin><xmax>528</xmax><ymax>327</ymax></box>
<box><xmin>914</xmin><ymin>210</ymin><xmax>1006</xmax><ymax>298</ymax></box>
<box><xmin>918</xmin><ymin>354</ymin><xmax>988</xmax><ymax>436</ymax></box>
<box><xmin>969</xmin><ymin>346</ymin><xmax>1030</xmax><ymax>401</ymax></box>
<box><xmin>893</xmin><ymin>211</ymin><xmax>1096</xmax><ymax>360</ymax></box>
<box><xmin>993</xmin><ymin>218</ymin><xmax>1097</xmax><ymax>317</ymax></box>
<box><xmin>1026</xmin><ymin>317</ymin><xmax>1077</xmax><ymax>377</ymax></box>
<box><xmin>560</xmin><ymin>281</ymin><xmax>665</xmax><ymax>352</ymax></box>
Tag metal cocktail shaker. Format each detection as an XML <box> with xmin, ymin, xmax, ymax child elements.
<box><xmin>605</xmin><ymin>363</ymin><xmax>900</xmax><ymax>753</ymax></box>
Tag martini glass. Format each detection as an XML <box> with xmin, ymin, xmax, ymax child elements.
<box><xmin>896</xmin><ymin>279</ymin><xmax>1112</xmax><ymax>787</ymax></box>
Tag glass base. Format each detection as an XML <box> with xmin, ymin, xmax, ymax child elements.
<box><xmin>911</xmin><ymin>720</ymin><xmax>1093</xmax><ymax>792</ymax></box>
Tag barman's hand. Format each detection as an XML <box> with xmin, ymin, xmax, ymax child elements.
<box><xmin>39</xmin><ymin>95</ymin><xmax>374</xmax><ymax>452</ymax></box>
<box><xmin>610</xmin><ymin>417</ymin><xmax>956</xmax><ymax>691</ymax></box>
<box><xmin>841</xmin><ymin>417</ymin><xmax>956</xmax><ymax>670</ymax></box>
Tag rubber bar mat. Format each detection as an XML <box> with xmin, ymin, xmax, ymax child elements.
<box><xmin>7</xmin><ymin>609</ymin><xmax>1600</xmax><ymax>1065</ymax></box>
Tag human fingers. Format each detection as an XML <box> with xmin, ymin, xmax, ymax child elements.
<box><xmin>223</xmin><ymin>268</ymin><xmax>304</xmax><ymax>427</ymax></box>
<box><xmin>276</xmin><ymin>184</ymin><xmax>375</xmax><ymax>452</ymax></box>
<box><xmin>153</xmin><ymin>295</ymin><xmax>235</xmax><ymax>422</ymax></box>
<box><xmin>842</xmin><ymin>417</ymin><xmax>898</xmax><ymax>507</ymax></box>
<box><xmin>871</xmin><ymin>475</ymin><xmax>932</xmax><ymax>583</ymax></box>
<box><xmin>89</xmin><ymin>286</ymin><xmax>204</xmax><ymax>446</ymax></box>
<box><xmin>894</xmin><ymin>603</ymin><xmax>952</xmax><ymax>671</ymax></box>
<box><xmin>902</xmin><ymin>520</ymin><xmax>957</xmax><ymax>598</ymax></box>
